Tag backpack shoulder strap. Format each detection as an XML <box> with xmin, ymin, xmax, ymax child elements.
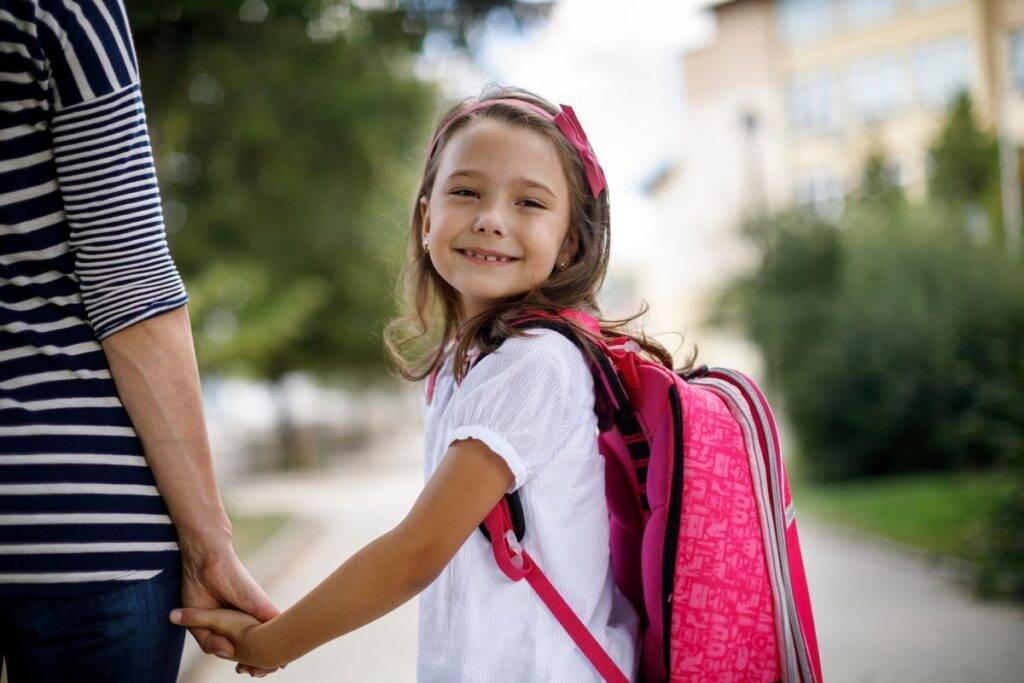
<box><xmin>467</xmin><ymin>311</ymin><xmax>637</xmax><ymax>682</ymax></box>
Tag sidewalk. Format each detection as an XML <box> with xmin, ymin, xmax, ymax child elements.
<box><xmin>182</xmin><ymin>429</ymin><xmax>1024</xmax><ymax>682</ymax></box>
<box><xmin>801</xmin><ymin>517</ymin><xmax>1024</xmax><ymax>682</ymax></box>
<box><xmin>183</xmin><ymin>429</ymin><xmax>423</xmax><ymax>682</ymax></box>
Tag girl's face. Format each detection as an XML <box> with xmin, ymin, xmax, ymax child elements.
<box><xmin>420</xmin><ymin>119</ymin><xmax>577</xmax><ymax>320</ymax></box>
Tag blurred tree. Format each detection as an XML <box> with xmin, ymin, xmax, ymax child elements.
<box><xmin>718</xmin><ymin>105</ymin><xmax>1024</xmax><ymax>482</ymax></box>
<box><xmin>851</xmin><ymin>150</ymin><xmax>905</xmax><ymax>209</ymax></box>
<box><xmin>926</xmin><ymin>93</ymin><xmax>1003</xmax><ymax>242</ymax></box>
<box><xmin>128</xmin><ymin>1</ymin><xmax>549</xmax><ymax>465</ymax></box>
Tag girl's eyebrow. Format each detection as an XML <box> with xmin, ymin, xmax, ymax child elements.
<box><xmin>445</xmin><ymin>168</ymin><xmax>555</xmax><ymax>198</ymax></box>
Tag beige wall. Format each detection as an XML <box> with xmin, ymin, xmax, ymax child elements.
<box><xmin>993</xmin><ymin>0</ymin><xmax>1024</xmax><ymax>142</ymax></box>
<box><xmin>783</xmin><ymin>1</ymin><xmax>991</xmax><ymax>200</ymax></box>
<box><xmin>637</xmin><ymin>0</ymin><xmax>783</xmax><ymax>373</ymax></box>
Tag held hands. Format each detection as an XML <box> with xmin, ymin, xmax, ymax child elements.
<box><xmin>170</xmin><ymin>607</ymin><xmax>282</xmax><ymax>671</ymax></box>
<box><xmin>178</xmin><ymin>543</ymin><xmax>282</xmax><ymax>676</ymax></box>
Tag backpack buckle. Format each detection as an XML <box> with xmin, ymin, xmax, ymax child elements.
<box><xmin>504</xmin><ymin>529</ymin><xmax>524</xmax><ymax>569</ymax></box>
<box><xmin>606</xmin><ymin>338</ymin><xmax>642</xmax><ymax>394</ymax></box>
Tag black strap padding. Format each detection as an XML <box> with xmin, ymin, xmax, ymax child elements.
<box><xmin>467</xmin><ymin>315</ymin><xmax>649</xmax><ymax>543</ymax></box>
<box><xmin>508</xmin><ymin>317</ymin><xmax>631</xmax><ymax>430</ymax></box>
<box><xmin>478</xmin><ymin>490</ymin><xmax>526</xmax><ymax>544</ymax></box>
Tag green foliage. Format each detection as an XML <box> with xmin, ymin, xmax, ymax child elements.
<box><xmin>721</xmin><ymin>98</ymin><xmax>1024</xmax><ymax>600</ymax></box>
<box><xmin>926</xmin><ymin>93</ymin><xmax>1003</xmax><ymax>241</ymax></box>
<box><xmin>131</xmin><ymin>1</ymin><xmax>438</xmax><ymax>379</ymax></box>
<box><xmin>851</xmin><ymin>150</ymin><xmax>906</xmax><ymax>208</ymax></box>
<box><xmin>977</xmin><ymin>483</ymin><xmax>1024</xmax><ymax>602</ymax></box>
<box><xmin>721</xmin><ymin>95</ymin><xmax>1023</xmax><ymax>482</ymax></box>
<box><xmin>130</xmin><ymin>0</ymin><xmax>549</xmax><ymax>381</ymax></box>
<box><xmin>796</xmin><ymin>470</ymin><xmax>1013</xmax><ymax>563</ymax></box>
<box><xmin>726</xmin><ymin>202</ymin><xmax>1024</xmax><ymax>482</ymax></box>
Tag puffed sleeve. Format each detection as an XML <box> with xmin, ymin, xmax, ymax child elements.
<box><xmin>448</xmin><ymin>329</ymin><xmax>589</xmax><ymax>493</ymax></box>
<box><xmin>35</xmin><ymin>0</ymin><xmax>187</xmax><ymax>338</ymax></box>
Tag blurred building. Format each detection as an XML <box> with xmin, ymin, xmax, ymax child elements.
<box><xmin>641</xmin><ymin>0</ymin><xmax>1024</xmax><ymax>371</ymax></box>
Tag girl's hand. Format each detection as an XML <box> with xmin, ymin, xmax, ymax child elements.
<box><xmin>170</xmin><ymin>607</ymin><xmax>283</xmax><ymax>671</ymax></box>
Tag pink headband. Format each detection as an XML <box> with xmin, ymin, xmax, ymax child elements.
<box><xmin>427</xmin><ymin>98</ymin><xmax>608</xmax><ymax>198</ymax></box>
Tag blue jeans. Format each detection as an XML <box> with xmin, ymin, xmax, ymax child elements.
<box><xmin>0</xmin><ymin>562</ymin><xmax>185</xmax><ymax>682</ymax></box>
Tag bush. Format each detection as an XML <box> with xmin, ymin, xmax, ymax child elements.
<box><xmin>977</xmin><ymin>483</ymin><xmax>1024</xmax><ymax>601</ymax></box>
<box><xmin>724</xmin><ymin>203</ymin><xmax>1024</xmax><ymax>481</ymax></box>
<box><xmin>718</xmin><ymin>98</ymin><xmax>1024</xmax><ymax>600</ymax></box>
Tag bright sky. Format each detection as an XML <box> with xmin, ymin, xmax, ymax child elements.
<box><xmin>418</xmin><ymin>0</ymin><xmax>713</xmax><ymax>267</ymax></box>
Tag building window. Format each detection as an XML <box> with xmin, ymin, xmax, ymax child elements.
<box><xmin>778</xmin><ymin>0</ymin><xmax>833</xmax><ymax>43</ymax></box>
<box><xmin>788</xmin><ymin>70</ymin><xmax>842</xmax><ymax>134</ymax></box>
<box><xmin>840</xmin><ymin>0</ymin><xmax>897</xmax><ymax>26</ymax></box>
<box><xmin>795</xmin><ymin>173</ymin><xmax>845</xmax><ymax>220</ymax></box>
<box><xmin>848</xmin><ymin>53</ymin><xmax>906</xmax><ymax>122</ymax></box>
<box><xmin>915</xmin><ymin>36</ymin><xmax>973</xmax><ymax>108</ymax></box>
<box><xmin>1010</xmin><ymin>28</ymin><xmax>1024</xmax><ymax>91</ymax></box>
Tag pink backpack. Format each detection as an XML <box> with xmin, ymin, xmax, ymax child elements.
<box><xmin>428</xmin><ymin>309</ymin><xmax>823</xmax><ymax>682</ymax></box>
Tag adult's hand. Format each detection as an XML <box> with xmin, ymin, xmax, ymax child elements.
<box><xmin>180</xmin><ymin>543</ymin><xmax>277</xmax><ymax>655</ymax></box>
<box><xmin>101</xmin><ymin>309</ymin><xmax>279</xmax><ymax>675</ymax></box>
<box><xmin>181</xmin><ymin>542</ymin><xmax>281</xmax><ymax>677</ymax></box>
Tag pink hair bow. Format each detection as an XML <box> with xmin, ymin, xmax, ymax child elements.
<box><xmin>428</xmin><ymin>98</ymin><xmax>608</xmax><ymax>199</ymax></box>
<box><xmin>553</xmin><ymin>104</ymin><xmax>607</xmax><ymax>198</ymax></box>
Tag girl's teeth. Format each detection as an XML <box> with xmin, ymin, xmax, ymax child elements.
<box><xmin>467</xmin><ymin>250</ymin><xmax>512</xmax><ymax>263</ymax></box>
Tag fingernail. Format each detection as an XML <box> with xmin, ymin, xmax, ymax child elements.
<box><xmin>169</xmin><ymin>609</ymin><xmax>181</xmax><ymax>624</ymax></box>
<box><xmin>216</xmin><ymin>651</ymin><xmax>230</xmax><ymax>659</ymax></box>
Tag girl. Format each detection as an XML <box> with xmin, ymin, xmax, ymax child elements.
<box><xmin>170</xmin><ymin>87</ymin><xmax>679</xmax><ymax>681</ymax></box>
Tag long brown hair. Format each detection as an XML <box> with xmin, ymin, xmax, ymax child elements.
<box><xmin>384</xmin><ymin>86</ymin><xmax>691</xmax><ymax>384</ymax></box>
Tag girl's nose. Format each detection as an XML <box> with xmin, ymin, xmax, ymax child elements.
<box><xmin>472</xmin><ymin>212</ymin><xmax>506</xmax><ymax>236</ymax></box>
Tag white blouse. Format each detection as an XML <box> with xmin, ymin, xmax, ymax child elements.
<box><xmin>416</xmin><ymin>328</ymin><xmax>639</xmax><ymax>682</ymax></box>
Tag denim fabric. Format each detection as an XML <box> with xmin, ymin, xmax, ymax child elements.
<box><xmin>0</xmin><ymin>562</ymin><xmax>185</xmax><ymax>682</ymax></box>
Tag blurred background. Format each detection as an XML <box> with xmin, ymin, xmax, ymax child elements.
<box><xmin>122</xmin><ymin>1</ymin><xmax>1024</xmax><ymax>680</ymax></box>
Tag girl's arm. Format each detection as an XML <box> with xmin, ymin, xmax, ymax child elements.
<box><xmin>171</xmin><ymin>437</ymin><xmax>514</xmax><ymax>670</ymax></box>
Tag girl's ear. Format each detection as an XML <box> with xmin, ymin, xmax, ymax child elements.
<box><xmin>558</xmin><ymin>230</ymin><xmax>579</xmax><ymax>264</ymax></box>
<box><xmin>419</xmin><ymin>196</ymin><xmax>431</xmax><ymax>242</ymax></box>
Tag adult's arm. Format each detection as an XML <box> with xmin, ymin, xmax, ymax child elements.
<box><xmin>172</xmin><ymin>437</ymin><xmax>515</xmax><ymax>670</ymax></box>
<box><xmin>34</xmin><ymin>0</ymin><xmax>277</xmax><ymax>659</ymax></box>
<box><xmin>101</xmin><ymin>306</ymin><xmax>278</xmax><ymax>658</ymax></box>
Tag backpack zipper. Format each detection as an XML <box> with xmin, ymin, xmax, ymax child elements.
<box><xmin>662</xmin><ymin>383</ymin><xmax>685</xmax><ymax>678</ymax></box>
<box><xmin>699</xmin><ymin>369</ymin><xmax>816</xmax><ymax>683</ymax></box>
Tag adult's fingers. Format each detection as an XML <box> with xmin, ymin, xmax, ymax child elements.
<box><xmin>236</xmin><ymin>663</ymin><xmax>277</xmax><ymax>677</ymax></box>
<box><xmin>221</xmin><ymin>558</ymin><xmax>279</xmax><ymax>623</ymax></box>
<box><xmin>184</xmin><ymin>624</ymin><xmax>236</xmax><ymax>657</ymax></box>
<box><xmin>196</xmin><ymin>628</ymin><xmax>236</xmax><ymax>658</ymax></box>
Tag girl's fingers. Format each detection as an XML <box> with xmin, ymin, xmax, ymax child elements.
<box><xmin>170</xmin><ymin>607</ymin><xmax>235</xmax><ymax>633</ymax></box>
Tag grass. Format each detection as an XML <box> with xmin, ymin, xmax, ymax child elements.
<box><xmin>793</xmin><ymin>469</ymin><xmax>1014</xmax><ymax>563</ymax></box>
<box><xmin>227</xmin><ymin>510</ymin><xmax>292</xmax><ymax>560</ymax></box>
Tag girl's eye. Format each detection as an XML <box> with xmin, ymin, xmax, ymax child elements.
<box><xmin>519</xmin><ymin>199</ymin><xmax>545</xmax><ymax>209</ymax></box>
<box><xmin>451</xmin><ymin>188</ymin><xmax>477</xmax><ymax>198</ymax></box>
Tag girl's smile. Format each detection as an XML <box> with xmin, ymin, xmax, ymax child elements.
<box><xmin>456</xmin><ymin>247</ymin><xmax>522</xmax><ymax>265</ymax></box>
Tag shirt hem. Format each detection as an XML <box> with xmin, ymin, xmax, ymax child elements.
<box><xmin>448</xmin><ymin>424</ymin><xmax>530</xmax><ymax>493</ymax></box>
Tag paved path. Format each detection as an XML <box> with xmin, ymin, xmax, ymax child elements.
<box><xmin>801</xmin><ymin>518</ymin><xmax>1024</xmax><ymax>682</ymax></box>
<box><xmin>183</xmin><ymin>430</ymin><xmax>1024</xmax><ymax>682</ymax></box>
<box><xmin>184</xmin><ymin>430</ymin><xmax>424</xmax><ymax>683</ymax></box>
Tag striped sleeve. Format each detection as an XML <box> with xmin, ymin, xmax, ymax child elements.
<box><xmin>35</xmin><ymin>0</ymin><xmax>187</xmax><ymax>339</ymax></box>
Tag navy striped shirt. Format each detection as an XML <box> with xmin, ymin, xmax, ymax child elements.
<box><xmin>1</xmin><ymin>0</ymin><xmax>186</xmax><ymax>597</ymax></box>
